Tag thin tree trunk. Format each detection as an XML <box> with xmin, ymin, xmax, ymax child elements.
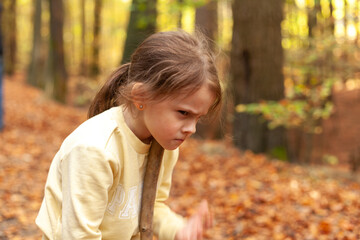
<box><xmin>48</xmin><ymin>0</ymin><xmax>67</xmax><ymax>103</ymax></box>
<box><xmin>302</xmin><ymin>0</ymin><xmax>321</xmax><ymax>162</ymax></box>
<box><xmin>3</xmin><ymin>0</ymin><xmax>17</xmax><ymax>75</ymax></box>
<box><xmin>195</xmin><ymin>0</ymin><xmax>218</xmax><ymax>47</ymax></box>
<box><xmin>0</xmin><ymin>1</ymin><xmax>4</xmax><ymax>130</ymax></box>
<box><xmin>231</xmin><ymin>0</ymin><xmax>285</xmax><ymax>154</ymax></box>
<box><xmin>121</xmin><ymin>0</ymin><xmax>157</xmax><ymax>64</ymax></box>
<box><xmin>356</xmin><ymin>0</ymin><xmax>359</xmax><ymax>43</ymax></box>
<box><xmin>344</xmin><ymin>0</ymin><xmax>348</xmax><ymax>39</ymax></box>
<box><xmin>194</xmin><ymin>0</ymin><xmax>220</xmax><ymax>139</ymax></box>
<box><xmin>177</xmin><ymin>0</ymin><xmax>183</xmax><ymax>28</ymax></box>
<box><xmin>329</xmin><ymin>0</ymin><xmax>335</xmax><ymax>35</ymax></box>
<box><xmin>90</xmin><ymin>0</ymin><xmax>102</xmax><ymax>76</ymax></box>
<box><xmin>28</xmin><ymin>0</ymin><xmax>44</xmax><ymax>88</ymax></box>
<box><xmin>308</xmin><ymin>0</ymin><xmax>321</xmax><ymax>38</ymax></box>
<box><xmin>80</xmin><ymin>0</ymin><xmax>86</xmax><ymax>76</ymax></box>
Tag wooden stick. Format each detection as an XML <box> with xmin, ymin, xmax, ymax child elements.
<box><xmin>140</xmin><ymin>140</ymin><xmax>164</xmax><ymax>240</ymax></box>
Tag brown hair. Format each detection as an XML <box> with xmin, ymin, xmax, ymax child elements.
<box><xmin>88</xmin><ymin>30</ymin><xmax>222</xmax><ymax>119</ymax></box>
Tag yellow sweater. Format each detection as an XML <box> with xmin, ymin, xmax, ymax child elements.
<box><xmin>36</xmin><ymin>106</ymin><xmax>185</xmax><ymax>240</ymax></box>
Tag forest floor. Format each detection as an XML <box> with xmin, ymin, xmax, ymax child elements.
<box><xmin>0</xmin><ymin>74</ymin><xmax>360</xmax><ymax>239</ymax></box>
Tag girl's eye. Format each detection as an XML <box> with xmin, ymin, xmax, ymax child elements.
<box><xmin>178</xmin><ymin>110</ymin><xmax>189</xmax><ymax>116</ymax></box>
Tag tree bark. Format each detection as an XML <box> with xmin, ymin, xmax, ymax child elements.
<box><xmin>356</xmin><ymin>0</ymin><xmax>360</xmax><ymax>43</ymax></box>
<box><xmin>3</xmin><ymin>0</ymin><xmax>17</xmax><ymax>75</ymax></box>
<box><xmin>193</xmin><ymin>0</ymin><xmax>221</xmax><ymax>139</ymax></box>
<box><xmin>195</xmin><ymin>0</ymin><xmax>218</xmax><ymax>48</ymax></box>
<box><xmin>231</xmin><ymin>0</ymin><xmax>285</xmax><ymax>154</ymax></box>
<box><xmin>48</xmin><ymin>0</ymin><xmax>67</xmax><ymax>103</ymax></box>
<box><xmin>0</xmin><ymin>2</ymin><xmax>4</xmax><ymax>130</ymax></box>
<box><xmin>139</xmin><ymin>140</ymin><xmax>164</xmax><ymax>240</ymax></box>
<box><xmin>121</xmin><ymin>0</ymin><xmax>157</xmax><ymax>64</ymax></box>
<box><xmin>80</xmin><ymin>0</ymin><xmax>86</xmax><ymax>76</ymax></box>
<box><xmin>28</xmin><ymin>0</ymin><xmax>45</xmax><ymax>88</ymax></box>
<box><xmin>90</xmin><ymin>0</ymin><xmax>102</xmax><ymax>76</ymax></box>
<box><xmin>307</xmin><ymin>0</ymin><xmax>321</xmax><ymax>38</ymax></box>
<box><xmin>343</xmin><ymin>0</ymin><xmax>347</xmax><ymax>38</ymax></box>
<box><xmin>177</xmin><ymin>0</ymin><xmax>183</xmax><ymax>28</ymax></box>
<box><xmin>329</xmin><ymin>0</ymin><xmax>335</xmax><ymax>35</ymax></box>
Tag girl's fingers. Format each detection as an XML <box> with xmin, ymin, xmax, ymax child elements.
<box><xmin>198</xmin><ymin>199</ymin><xmax>213</xmax><ymax>229</ymax></box>
<box><xmin>205</xmin><ymin>206</ymin><xmax>213</xmax><ymax>229</ymax></box>
<box><xmin>195</xmin><ymin>214</ymin><xmax>203</xmax><ymax>240</ymax></box>
<box><xmin>175</xmin><ymin>200</ymin><xmax>213</xmax><ymax>240</ymax></box>
<box><xmin>188</xmin><ymin>212</ymin><xmax>203</xmax><ymax>240</ymax></box>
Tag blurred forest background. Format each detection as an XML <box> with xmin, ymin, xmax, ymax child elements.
<box><xmin>1</xmin><ymin>0</ymin><xmax>360</xmax><ymax>164</ymax></box>
<box><xmin>2</xmin><ymin>0</ymin><xmax>360</xmax><ymax>164</ymax></box>
<box><xmin>1</xmin><ymin>0</ymin><xmax>360</xmax><ymax>239</ymax></box>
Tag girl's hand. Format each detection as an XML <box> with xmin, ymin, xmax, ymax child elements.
<box><xmin>175</xmin><ymin>200</ymin><xmax>213</xmax><ymax>240</ymax></box>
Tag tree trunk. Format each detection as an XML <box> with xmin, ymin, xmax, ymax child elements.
<box><xmin>177</xmin><ymin>0</ymin><xmax>183</xmax><ymax>29</ymax></box>
<box><xmin>0</xmin><ymin>2</ymin><xmax>4</xmax><ymax>130</ymax></box>
<box><xmin>28</xmin><ymin>0</ymin><xmax>45</xmax><ymax>88</ymax></box>
<box><xmin>90</xmin><ymin>0</ymin><xmax>102</xmax><ymax>76</ymax></box>
<box><xmin>3</xmin><ymin>0</ymin><xmax>17</xmax><ymax>75</ymax></box>
<box><xmin>299</xmin><ymin>0</ymin><xmax>321</xmax><ymax>162</ymax></box>
<box><xmin>354</xmin><ymin>1</ymin><xmax>360</xmax><ymax>43</ymax></box>
<box><xmin>329</xmin><ymin>0</ymin><xmax>335</xmax><ymax>35</ymax></box>
<box><xmin>343</xmin><ymin>0</ymin><xmax>347</xmax><ymax>39</ymax></box>
<box><xmin>48</xmin><ymin>0</ymin><xmax>67</xmax><ymax>103</ymax></box>
<box><xmin>80</xmin><ymin>0</ymin><xmax>87</xmax><ymax>76</ymax></box>
<box><xmin>307</xmin><ymin>0</ymin><xmax>321</xmax><ymax>38</ymax></box>
<box><xmin>356</xmin><ymin>0</ymin><xmax>359</xmax><ymax>43</ymax></box>
<box><xmin>231</xmin><ymin>0</ymin><xmax>285</xmax><ymax>154</ymax></box>
<box><xmin>195</xmin><ymin>0</ymin><xmax>218</xmax><ymax>48</ymax></box>
<box><xmin>193</xmin><ymin>0</ymin><xmax>220</xmax><ymax>139</ymax></box>
<box><xmin>121</xmin><ymin>0</ymin><xmax>157</xmax><ymax>64</ymax></box>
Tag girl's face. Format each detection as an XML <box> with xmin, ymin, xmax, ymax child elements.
<box><xmin>141</xmin><ymin>83</ymin><xmax>215</xmax><ymax>150</ymax></box>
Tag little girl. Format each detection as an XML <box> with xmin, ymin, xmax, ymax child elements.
<box><xmin>36</xmin><ymin>30</ymin><xmax>222</xmax><ymax>240</ymax></box>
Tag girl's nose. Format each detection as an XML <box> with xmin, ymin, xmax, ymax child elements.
<box><xmin>182</xmin><ymin>121</ymin><xmax>196</xmax><ymax>134</ymax></box>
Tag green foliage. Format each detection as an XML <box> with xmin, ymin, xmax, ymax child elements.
<box><xmin>270</xmin><ymin>146</ymin><xmax>288</xmax><ymax>161</ymax></box>
<box><xmin>236</xmin><ymin>97</ymin><xmax>333</xmax><ymax>134</ymax></box>
<box><xmin>173</xmin><ymin>0</ymin><xmax>208</xmax><ymax>9</ymax></box>
<box><xmin>160</xmin><ymin>0</ymin><xmax>208</xmax><ymax>15</ymax></box>
<box><xmin>236</xmin><ymin>34</ymin><xmax>360</xmax><ymax>135</ymax></box>
<box><xmin>322</xmin><ymin>154</ymin><xmax>339</xmax><ymax>165</ymax></box>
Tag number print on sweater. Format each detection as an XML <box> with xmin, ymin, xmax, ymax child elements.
<box><xmin>107</xmin><ymin>184</ymin><xmax>142</xmax><ymax>219</ymax></box>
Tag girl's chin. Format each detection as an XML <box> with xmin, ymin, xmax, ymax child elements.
<box><xmin>160</xmin><ymin>140</ymin><xmax>184</xmax><ymax>150</ymax></box>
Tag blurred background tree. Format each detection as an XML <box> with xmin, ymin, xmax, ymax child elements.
<box><xmin>231</xmin><ymin>0</ymin><xmax>285</xmax><ymax>156</ymax></box>
<box><xmin>193</xmin><ymin>0</ymin><xmax>220</xmax><ymax>139</ymax></box>
<box><xmin>1</xmin><ymin>0</ymin><xmax>360</xmax><ymax>164</ymax></box>
<box><xmin>2</xmin><ymin>0</ymin><xmax>17</xmax><ymax>76</ymax></box>
<box><xmin>0</xmin><ymin>1</ymin><xmax>3</xmax><ymax>131</ymax></box>
<box><xmin>46</xmin><ymin>0</ymin><xmax>67</xmax><ymax>103</ymax></box>
<box><xmin>121</xmin><ymin>0</ymin><xmax>157</xmax><ymax>64</ymax></box>
<box><xmin>90</xmin><ymin>0</ymin><xmax>103</xmax><ymax>77</ymax></box>
<box><xmin>27</xmin><ymin>0</ymin><xmax>44</xmax><ymax>88</ymax></box>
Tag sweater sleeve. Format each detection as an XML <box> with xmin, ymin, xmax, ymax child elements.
<box><xmin>61</xmin><ymin>145</ymin><xmax>116</xmax><ymax>239</ymax></box>
<box><xmin>153</xmin><ymin>149</ymin><xmax>185</xmax><ymax>240</ymax></box>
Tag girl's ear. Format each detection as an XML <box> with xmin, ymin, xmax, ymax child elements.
<box><xmin>131</xmin><ymin>82</ymin><xmax>146</xmax><ymax>109</ymax></box>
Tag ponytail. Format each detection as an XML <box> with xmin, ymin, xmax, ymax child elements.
<box><xmin>88</xmin><ymin>63</ymin><xmax>130</xmax><ymax>118</ymax></box>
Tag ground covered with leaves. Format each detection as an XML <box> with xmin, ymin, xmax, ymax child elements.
<box><xmin>1</xmin><ymin>75</ymin><xmax>360</xmax><ymax>239</ymax></box>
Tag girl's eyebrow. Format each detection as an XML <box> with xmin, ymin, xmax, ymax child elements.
<box><xmin>179</xmin><ymin>107</ymin><xmax>207</xmax><ymax>116</ymax></box>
